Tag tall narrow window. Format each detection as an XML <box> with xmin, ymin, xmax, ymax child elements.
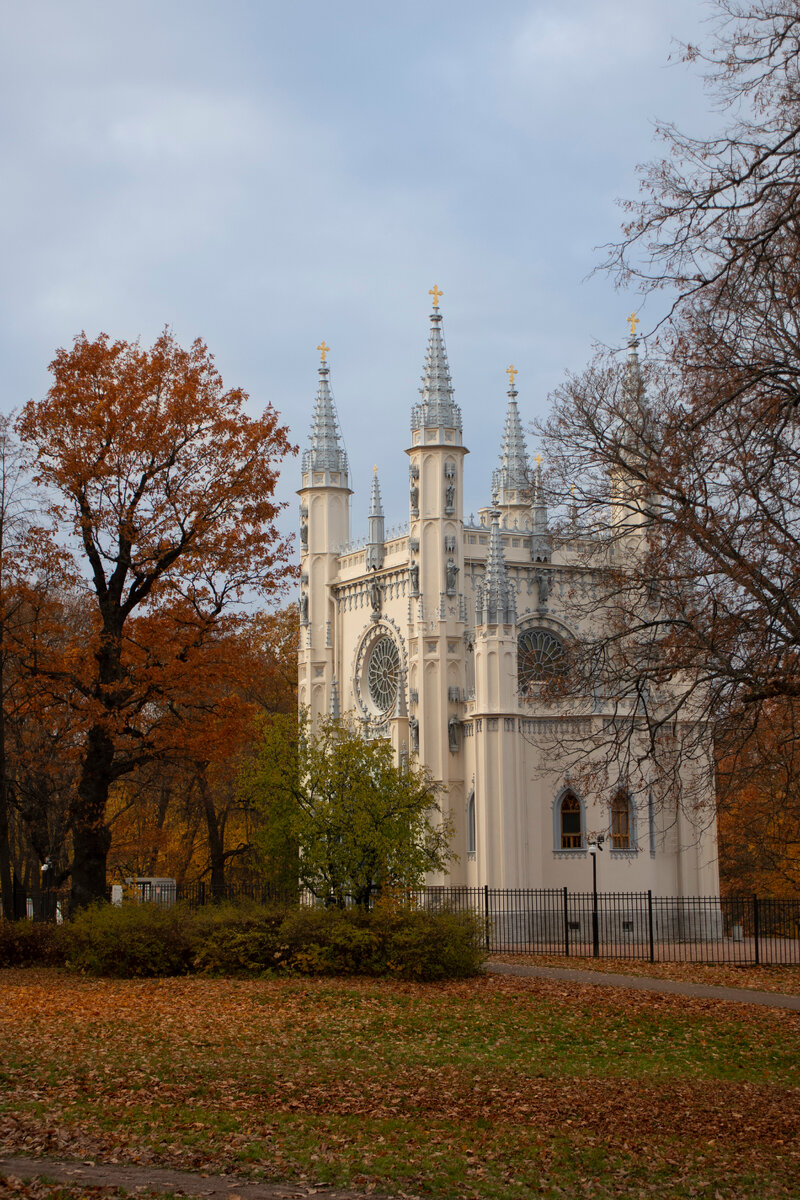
<box><xmin>467</xmin><ymin>790</ymin><xmax>476</xmax><ymax>857</ymax></box>
<box><xmin>560</xmin><ymin>792</ymin><xmax>582</xmax><ymax>849</ymax></box>
<box><xmin>611</xmin><ymin>791</ymin><xmax>631</xmax><ymax>850</ymax></box>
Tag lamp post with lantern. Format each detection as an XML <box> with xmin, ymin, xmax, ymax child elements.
<box><xmin>588</xmin><ymin>835</ymin><xmax>604</xmax><ymax>957</ymax></box>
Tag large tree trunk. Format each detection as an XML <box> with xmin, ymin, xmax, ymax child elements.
<box><xmin>0</xmin><ymin>645</ymin><xmax>17</xmax><ymax>920</ymax></box>
<box><xmin>197</xmin><ymin>771</ymin><xmax>227</xmax><ymax>898</ymax></box>
<box><xmin>0</xmin><ymin>778</ymin><xmax>15</xmax><ymax>920</ymax></box>
<box><xmin>70</xmin><ymin>724</ymin><xmax>114</xmax><ymax>909</ymax></box>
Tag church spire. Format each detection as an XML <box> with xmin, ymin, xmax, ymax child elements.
<box><xmin>624</xmin><ymin>315</ymin><xmax>643</xmax><ymax>402</ymax></box>
<box><xmin>411</xmin><ymin>287</ymin><xmax>462</xmax><ymax>433</ymax></box>
<box><xmin>366</xmin><ymin>466</ymin><xmax>385</xmax><ymax>571</ymax></box>
<box><xmin>530</xmin><ymin>453</ymin><xmax>549</xmax><ymax>562</ymax></box>
<box><xmin>301</xmin><ymin>343</ymin><xmax>349</xmax><ymax>484</ymax></box>
<box><xmin>492</xmin><ymin>366</ymin><xmax>531</xmax><ymax>505</ymax></box>
<box><xmin>476</xmin><ymin>508</ymin><xmax>516</xmax><ymax>626</ymax></box>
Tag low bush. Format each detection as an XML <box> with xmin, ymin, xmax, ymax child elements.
<box><xmin>1</xmin><ymin>898</ymin><xmax>485</xmax><ymax>980</ymax></box>
<box><xmin>277</xmin><ymin>904</ymin><xmax>484</xmax><ymax>980</ymax></box>
<box><xmin>0</xmin><ymin>917</ymin><xmax>66</xmax><ymax>967</ymax></box>
<box><xmin>278</xmin><ymin>906</ymin><xmax>386</xmax><ymax>976</ymax></box>
<box><xmin>377</xmin><ymin>907</ymin><xmax>485</xmax><ymax>981</ymax></box>
<box><xmin>191</xmin><ymin>902</ymin><xmax>290</xmax><ymax>974</ymax></box>
<box><xmin>65</xmin><ymin>901</ymin><xmax>198</xmax><ymax>977</ymax></box>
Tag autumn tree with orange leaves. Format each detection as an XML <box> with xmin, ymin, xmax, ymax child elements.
<box><xmin>106</xmin><ymin>608</ymin><xmax>299</xmax><ymax>893</ymax></box>
<box><xmin>17</xmin><ymin>330</ymin><xmax>295</xmax><ymax>908</ymax></box>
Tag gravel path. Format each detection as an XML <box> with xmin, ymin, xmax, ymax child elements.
<box><xmin>485</xmin><ymin>959</ymin><xmax>800</xmax><ymax>1008</ymax></box>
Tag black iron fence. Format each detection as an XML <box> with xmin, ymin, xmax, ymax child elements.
<box><xmin>410</xmin><ymin>887</ymin><xmax>800</xmax><ymax>966</ymax></box>
<box><xmin>3</xmin><ymin>880</ymin><xmax>799</xmax><ymax>966</ymax></box>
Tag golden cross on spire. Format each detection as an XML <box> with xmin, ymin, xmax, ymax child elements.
<box><xmin>627</xmin><ymin>312</ymin><xmax>640</xmax><ymax>338</ymax></box>
<box><xmin>317</xmin><ymin>340</ymin><xmax>330</xmax><ymax>363</ymax></box>
<box><xmin>428</xmin><ymin>284</ymin><xmax>443</xmax><ymax>310</ymax></box>
<box><xmin>373</xmin><ymin>464</ymin><xmax>378</xmax><ymax>475</ymax></box>
<box><xmin>506</xmin><ymin>363</ymin><xmax>518</xmax><ymax>390</ymax></box>
<box><xmin>535</xmin><ymin>453</ymin><xmax>543</xmax><ymax>467</ymax></box>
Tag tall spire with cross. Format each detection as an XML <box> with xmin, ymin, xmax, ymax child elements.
<box><xmin>411</xmin><ymin>286</ymin><xmax>462</xmax><ymax>433</ymax></box>
<box><xmin>302</xmin><ymin>342</ymin><xmax>350</xmax><ymax>483</ymax></box>
<box><xmin>492</xmin><ymin>365</ymin><xmax>531</xmax><ymax>506</ymax></box>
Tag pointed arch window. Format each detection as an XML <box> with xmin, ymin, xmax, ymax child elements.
<box><xmin>466</xmin><ymin>789</ymin><xmax>476</xmax><ymax>858</ymax></box>
<box><xmin>560</xmin><ymin>791</ymin><xmax>582</xmax><ymax>849</ymax></box>
<box><xmin>611</xmin><ymin>791</ymin><xmax>632</xmax><ymax>850</ymax></box>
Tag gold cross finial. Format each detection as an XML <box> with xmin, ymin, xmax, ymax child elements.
<box><xmin>506</xmin><ymin>364</ymin><xmax>518</xmax><ymax>390</ymax></box>
<box><xmin>627</xmin><ymin>312</ymin><xmax>639</xmax><ymax>338</ymax></box>
<box><xmin>535</xmin><ymin>453</ymin><xmax>543</xmax><ymax>466</ymax></box>
<box><xmin>317</xmin><ymin>340</ymin><xmax>330</xmax><ymax>363</ymax></box>
<box><xmin>373</xmin><ymin>464</ymin><xmax>378</xmax><ymax>475</ymax></box>
<box><xmin>428</xmin><ymin>284</ymin><xmax>443</xmax><ymax>310</ymax></box>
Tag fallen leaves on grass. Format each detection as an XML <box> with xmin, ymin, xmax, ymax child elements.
<box><xmin>1</xmin><ymin>969</ymin><xmax>798</xmax><ymax>1200</ymax></box>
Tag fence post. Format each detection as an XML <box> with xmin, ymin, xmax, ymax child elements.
<box><xmin>484</xmin><ymin>884</ymin><xmax>490</xmax><ymax>954</ymax></box>
<box><xmin>647</xmin><ymin>890</ymin><xmax>655</xmax><ymax>964</ymax></box>
<box><xmin>563</xmin><ymin>886</ymin><xmax>569</xmax><ymax>957</ymax></box>
<box><xmin>753</xmin><ymin>894</ymin><xmax>760</xmax><ymax>966</ymax></box>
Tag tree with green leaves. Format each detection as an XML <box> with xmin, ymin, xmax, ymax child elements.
<box><xmin>243</xmin><ymin>714</ymin><xmax>455</xmax><ymax>907</ymax></box>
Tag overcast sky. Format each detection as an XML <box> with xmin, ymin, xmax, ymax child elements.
<box><xmin>1</xmin><ymin>0</ymin><xmax>718</xmax><ymax>551</ymax></box>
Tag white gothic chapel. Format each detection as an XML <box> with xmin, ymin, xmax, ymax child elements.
<box><xmin>297</xmin><ymin>294</ymin><xmax>719</xmax><ymax>897</ymax></box>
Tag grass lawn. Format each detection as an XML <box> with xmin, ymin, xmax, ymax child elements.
<box><xmin>1</xmin><ymin>967</ymin><xmax>798</xmax><ymax>1199</ymax></box>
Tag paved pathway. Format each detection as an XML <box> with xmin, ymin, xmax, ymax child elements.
<box><xmin>0</xmin><ymin>1155</ymin><xmax>392</xmax><ymax>1200</ymax></box>
<box><xmin>486</xmin><ymin>959</ymin><xmax>800</xmax><ymax>1009</ymax></box>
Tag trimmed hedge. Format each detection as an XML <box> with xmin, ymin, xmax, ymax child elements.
<box><xmin>0</xmin><ymin>902</ymin><xmax>484</xmax><ymax>980</ymax></box>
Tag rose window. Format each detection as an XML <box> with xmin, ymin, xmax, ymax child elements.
<box><xmin>518</xmin><ymin>628</ymin><xmax>565</xmax><ymax>690</ymax></box>
<box><xmin>367</xmin><ymin>636</ymin><xmax>401</xmax><ymax>713</ymax></box>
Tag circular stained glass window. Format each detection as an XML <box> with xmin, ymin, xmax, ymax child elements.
<box><xmin>518</xmin><ymin>628</ymin><xmax>565</xmax><ymax>690</ymax></box>
<box><xmin>367</xmin><ymin>636</ymin><xmax>401</xmax><ymax>713</ymax></box>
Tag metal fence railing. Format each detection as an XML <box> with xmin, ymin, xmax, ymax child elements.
<box><xmin>3</xmin><ymin>881</ymin><xmax>799</xmax><ymax>967</ymax></box>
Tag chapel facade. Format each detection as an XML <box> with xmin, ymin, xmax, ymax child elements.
<box><xmin>297</xmin><ymin>296</ymin><xmax>719</xmax><ymax>897</ymax></box>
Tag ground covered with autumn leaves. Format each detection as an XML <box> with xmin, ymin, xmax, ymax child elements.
<box><xmin>1</xmin><ymin>969</ymin><xmax>798</xmax><ymax>1199</ymax></box>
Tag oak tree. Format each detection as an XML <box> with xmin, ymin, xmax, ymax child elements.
<box><xmin>17</xmin><ymin>330</ymin><xmax>295</xmax><ymax>908</ymax></box>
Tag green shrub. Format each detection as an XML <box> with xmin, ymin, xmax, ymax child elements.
<box><xmin>15</xmin><ymin>896</ymin><xmax>484</xmax><ymax>980</ymax></box>
<box><xmin>278</xmin><ymin>906</ymin><xmax>386</xmax><ymax>976</ymax></box>
<box><xmin>277</xmin><ymin>904</ymin><xmax>484</xmax><ymax>979</ymax></box>
<box><xmin>379</xmin><ymin>907</ymin><xmax>485</xmax><ymax>980</ymax></box>
<box><xmin>0</xmin><ymin>917</ymin><xmax>66</xmax><ymax>967</ymax></box>
<box><xmin>65</xmin><ymin>901</ymin><xmax>198</xmax><ymax>977</ymax></box>
<box><xmin>192</xmin><ymin>902</ymin><xmax>291</xmax><ymax>975</ymax></box>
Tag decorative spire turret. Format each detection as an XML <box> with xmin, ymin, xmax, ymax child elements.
<box><xmin>530</xmin><ymin>452</ymin><xmax>550</xmax><ymax>562</ymax></box>
<box><xmin>476</xmin><ymin>508</ymin><xmax>516</xmax><ymax>626</ymax></box>
<box><xmin>492</xmin><ymin>367</ymin><xmax>531</xmax><ymax>505</ymax></box>
<box><xmin>619</xmin><ymin>314</ymin><xmax>652</xmax><ymax>457</ymax></box>
<box><xmin>301</xmin><ymin>344</ymin><xmax>350</xmax><ymax>485</ymax></box>
<box><xmin>624</xmin><ymin>314</ymin><xmax>644</xmax><ymax>403</ymax></box>
<box><xmin>366</xmin><ymin>466</ymin><xmax>385</xmax><ymax>571</ymax></box>
<box><xmin>411</xmin><ymin>288</ymin><xmax>462</xmax><ymax>433</ymax></box>
<box><xmin>531</xmin><ymin>454</ymin><xmax>547</xmax><ymax>533</ymax></box>
<box><xmin>611</xmin><ymin>316</ymin><xmax>654</xmax><ymax>539</ymax></box>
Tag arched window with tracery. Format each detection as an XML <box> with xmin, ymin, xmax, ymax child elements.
<box><xmin>559</xmin><ymin>791</ymin><xmax>582</xmax><ymax>849</ymax></box>
<box><xmin>611</xmin><ymin>791</ymin><xmax>632</xmax><ymax>850</ymax></box>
